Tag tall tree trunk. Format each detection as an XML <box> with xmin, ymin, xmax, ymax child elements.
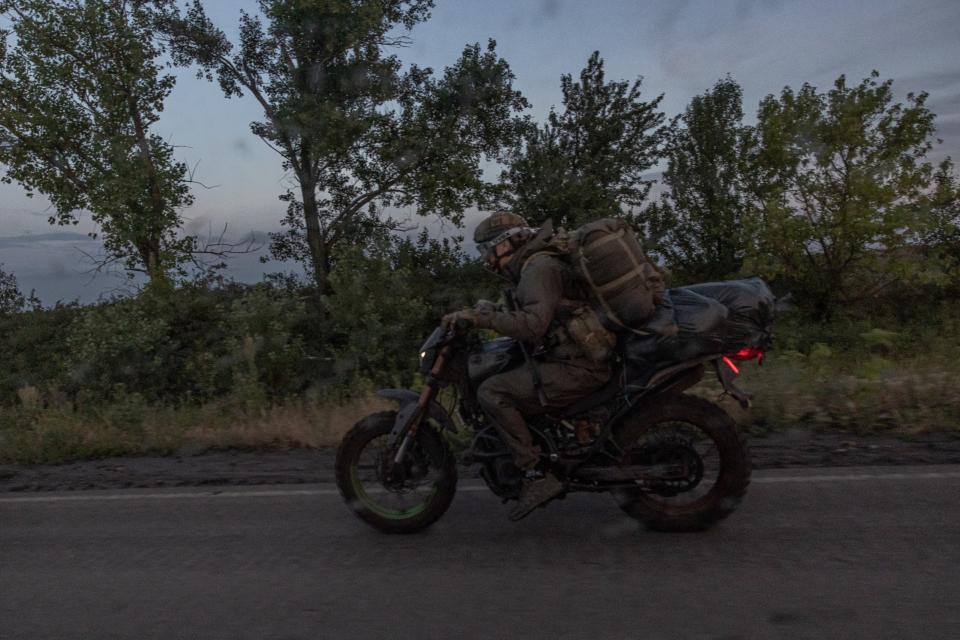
<box><xmin>300</xmin><ymin>180</ymin><xmax>330</xmax><ymax>295</ymax></box>
<box><xmin>127</xmin><ymin>87</ymin><xmax>167</xmax><ymax>284</ymax></box>
<box><xmin>136</xmin><ymin>238</ymin><xmax>166</xmax><ymax>287</ymax></box>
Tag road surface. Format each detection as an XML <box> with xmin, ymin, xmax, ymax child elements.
<box><xmin>2</xmin><ymin>465</ymin><xmax>959</xmax><ymax>639</ymax></box>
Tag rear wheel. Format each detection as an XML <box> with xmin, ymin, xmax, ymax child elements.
<box><xmin>335</xmin><ymin>411</ymin><xmax>458</xmax><ymax>534</ymax></box>
<box><xmin>613</xmin><ymin>394</ymin><xmax>751</xmax><ymax>532</ymax></box>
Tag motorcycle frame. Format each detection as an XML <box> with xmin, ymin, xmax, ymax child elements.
<box><xmin>379</xmin><ymin>327</ymin><xmax>752</xmax><ymax>484</ymax></box>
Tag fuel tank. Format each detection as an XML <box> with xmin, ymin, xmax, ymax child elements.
<box><xmin>468</xmin><ymin>337</ymin><xmax>521</xmax><ymax>384</ymax></box>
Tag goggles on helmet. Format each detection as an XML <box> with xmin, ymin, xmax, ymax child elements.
<box><xmin>476</xmin><ymin>226</ymin><xmax>528</xmax><ymax>262</ymax></box>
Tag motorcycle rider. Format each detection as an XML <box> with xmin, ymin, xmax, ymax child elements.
<box><xmin>443</xmin><ymin>210</ymin><xmax>613</xmax><ymax>521</ymax></box>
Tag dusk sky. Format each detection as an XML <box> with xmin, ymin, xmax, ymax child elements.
<box><xmin>2</xmin><ymin>0</ymin><xmax>959</xmax><ymax>303</ymax></box>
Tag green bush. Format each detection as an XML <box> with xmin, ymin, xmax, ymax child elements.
<box><xmin>0</xmin><ymin>303</ymin><xmax>78</xmax><ymax>403</ymax></box>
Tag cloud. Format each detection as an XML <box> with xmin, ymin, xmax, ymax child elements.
<box><xmin>933</xmin><ymin>117</ymin><xmax>960</xmax><ymax>150</ymax></box>
<box><xmin>900</xmin><ymin>70</ymin><xmax>960</xmax><ymax>93</ymax></box>
<box><xmin>184</xmin><ymin>214</ymin><xmax>211</xmax><ymax>235</ymax></box>
<box><xmin>734</xmin><ymin>0</ymin><xmax>784</xmax><ymax>20</ymax></box>
<box><xmin>238</xmin><ymin>230</ymin><xmax>271</xmax><ymax>244</ymax></box>
<box><xmin>652</xmin><ymin>0</ymin><xmax>693</xmax><ymax>36</ymax></box>
<box><xmin>929</xmin><ymin>92</ymin><xmax>960</xmax><ymax>120</ymax></box>
<box><xmin>0</xmin><ymin>232</ymin><xmax>96</xmax><ymax>249</ymax></box>
<box><xmin>539</xmin><ymin>0</ymin><xmax>562</xmax><ymax>20</ymax></box>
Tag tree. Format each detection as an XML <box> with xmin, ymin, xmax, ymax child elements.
<box><xmin>742</xmin><ymin>71</ymin><xmax>948</xmax><ymax>319</ymax></box>
<box><xmin>924</xmin><ymin>160</ymin><xmax>960</xmax><ymax>279</ymax></box>
<box><xmin>0</xmin><ymin>0</ymin><xmax>201</xmax><ymax>283</ymax></box>
<box><xmin>645</xmin><ymin>77</ymin><xmax>751</xmax><ymax>282</ymax></box>
<box><xmin>164</xmin><ymin>0</ymin><xmax>528</xmax><ymax>295</ymax></box>
<box><xmin>0</xmin><ymin>264</ymin><xmax>25</xmax><ymax>315</ymax></box>
<box><xmin>389</xmin><ymin>229</ymin><xmax>493</xmax><ymax>313</ymax></box>
<box><xmin>500</xmin><ymin>51</ymin><xmax>665</xmax><ymax>228</ymax></box>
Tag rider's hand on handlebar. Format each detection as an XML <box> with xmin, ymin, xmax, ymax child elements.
<box><xmin>474</xmin><ymin>299</ymin><xmax>500</xmax><ymax>313</ymax></box>
<box><xmin>441</xmin><ymin>310</ymin><xmax>477</xmax><ymax>332</ymax></box>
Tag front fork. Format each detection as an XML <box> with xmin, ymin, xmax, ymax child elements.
<box><xmin>391</xmin><ymin>346</ymin><xmax>450</xmax><ymax>465</ymax></box>
<box><xmin>393</xmin><ymin>412</ymin><xmax>425</xmax><ymax>465</ymax></box>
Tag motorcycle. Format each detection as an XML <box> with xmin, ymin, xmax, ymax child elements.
<box><xmin>335</xmin><ymin>308</ymin><xmax>762</xmax><ymax>534</ymax></box>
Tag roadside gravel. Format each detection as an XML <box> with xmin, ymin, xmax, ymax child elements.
<box><xmin>1</xmin><ymin>429</ymin><xmax>958</xmax><ymax>492</ymax></box>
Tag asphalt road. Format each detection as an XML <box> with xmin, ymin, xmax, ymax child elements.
<box><xmin>2</xmin><ymin>466</ymin><xmax>959</xmax><ymax>640</ymax></box>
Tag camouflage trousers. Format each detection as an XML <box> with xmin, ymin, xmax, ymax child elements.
<box><xmin>476</xmin><ymin>361</ymin><xmax>611</xmax><ymax>470</ymax></box>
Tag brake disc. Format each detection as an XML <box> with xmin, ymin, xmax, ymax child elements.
<box><xmin>377</xmin><ymin>445</ymin><xmax>431</xmax><ymax>493</ymax></box>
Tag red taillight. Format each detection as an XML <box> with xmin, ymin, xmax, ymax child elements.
<box><xmin>729</xmin><ymin>347</ymin><xmax>764</xmax><ymax>362</ymax></box>
<box><xmin>722</xmin><ymin>356</ymin><xmax>741</xmax><ymax>375</ymax></box>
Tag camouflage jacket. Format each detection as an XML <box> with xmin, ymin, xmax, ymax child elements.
<box><xmin>472</xmin><ymin>224</ymin><xmax>606</xmax><ymax>368</ymax></box>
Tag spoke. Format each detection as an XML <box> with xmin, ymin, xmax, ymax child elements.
<box><xmin>351</xmin><ymin>432</ymin><xmax>443</xmax><ymax>516</ymax></box>
<box><xmin>626</xmin><ymin>419</ymin><xmax>724</xmax><ymax>506</ymax></box>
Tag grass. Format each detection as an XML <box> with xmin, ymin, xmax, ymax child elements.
<box><xmin>686</xmin><ymin>304</ymin><xmax>960</xmax><ymax>436</ymax></box>
<box><xmin>0</xmin><ymin>393</ymin><xmax>393</xmax><ymax>465</ymax></box>
<box><xmin>694</xmin><ymin>348</ymin><xmax>960</xmax><ymax>437</ymax></box>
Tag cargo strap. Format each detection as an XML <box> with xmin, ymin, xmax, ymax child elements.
<box><xmin>582</xmin><ymin>228</ymin><xmax>625</xmax><ymax>250</ymax></box>
<box><xmin>577</xmin><ymin>251</ymin><xmax>623</xmax><ymax>328</ymax></box>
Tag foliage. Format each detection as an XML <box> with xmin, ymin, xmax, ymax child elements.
<box><xmin>0</xmin><ymin>0</ymin><xmax>200</xmax><ymax>281</ymax></box>
<box><xmin>500</xmin><ymin>51</ymin><xmax>666</xmax><ymax>228</ymax></box>
<box><xmin>0</xmin><ymin>283</ymin><xmax>315</xmax><ymax>407</ymax></box>
<box><xmin>0</xmin><ymin>300</ymin><xmax>78</xmax><ymax>403</ymax></box>
<box><xmin>324</xmin><ymin>227</ymin><xmax>494</xmax><ymax>390</ymax></box>
<box><xmin>325</xmin><ymin>236</ymin><xmax>425</xmax><ymax>388</ymax></box>
<box><xmin>645</xmin><ymin>77</ymin><xmax>752</xmax><ymax>282</ymax></box>
<box><xmin>725</xmin><ymin>303</ymin><xmax>960</xmax><ymax>435</ymax></box>
<box><xmin>919</xmin><ymin>159</ymin><xmax>960</xmax><ymax>290</ymax></box>
<box><xmin>65</xmin><ymin>292</ymin><xmax>172</xmax><ymax>400</ymax></box>
<box><xmin>0</xmin><ymin>231</ymin><xmax>489</xmax><ymax>408</ymax></box>
<box><xmin>163</xmin><ymin>0</ymin><xmax>528</xmax><ymax>293</ymax></box>
<box><xmin>740</xmin><ymin>71</ymin><xmax>949</xmax><ymax>319</ymax></box>
<box><xmin>390</xmin><ymin>229</ymin><xmax>497</xmax><ymax>315</ymax></box>
<box><xmin>0</xmin><ymin>263</ymin><xmax>25</xmax><ymax>315</ymax></box>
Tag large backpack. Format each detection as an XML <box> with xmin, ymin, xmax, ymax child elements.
<box><xmin>556</xmin><ymin>218</ymin><xmax>666</xmax><ymax>334</ymax></box>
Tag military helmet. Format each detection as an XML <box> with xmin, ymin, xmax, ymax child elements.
<box><xmin>474</xmin><ymin>210</ymin><xmax>531</xmax><ymax>264</ymax></box>
<box><xmin>473</xmin><ymin>210</ymin><xmax>529</xmax><ymax>244</ymax></box>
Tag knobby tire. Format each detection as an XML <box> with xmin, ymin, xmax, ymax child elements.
<box><xmin>335</xmin><ymin>411</ymin><xmax>458</xmax><ymax>534</ymax></box>
<box><xmin>614</xmin><ymin>394</ymin><xmax>751</xmax><ymax>532</ymax></box>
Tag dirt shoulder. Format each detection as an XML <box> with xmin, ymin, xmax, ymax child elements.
<box><xmin>2</xmin><ymin>430</ymin><xmax>959</xmax><ymax>492</ymax></box>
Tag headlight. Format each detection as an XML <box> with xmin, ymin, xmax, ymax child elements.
<box><xmin>419</xmin><ymin>348</ymin><xmax>437</xmax><ymax>375</ymax></box>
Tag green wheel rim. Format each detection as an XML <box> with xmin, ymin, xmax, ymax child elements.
<box><xmin>350</xmin><ymin>462</ymin><xmax>439</xmax><ymax>521</ymax></box>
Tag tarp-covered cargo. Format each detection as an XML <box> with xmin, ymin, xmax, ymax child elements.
<box><xmin>623</xmin><ymin>288</ymin><xmax>729</xmax><ymax>366</ymax></box>
<box><xmin>623</xmin><ymin>277</ymin><xmax>775</xmax><ymax>368</ymax></box>
<box><xmin>686</xmin><ymin>277</ymin><xmax>775</xmax><ymax>353</ymax></box>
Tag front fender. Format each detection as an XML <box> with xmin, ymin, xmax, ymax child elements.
<box><xmin>376</xmin><ymin>389</ymin><xmax>457</xmax><ymax>433</ymax></box>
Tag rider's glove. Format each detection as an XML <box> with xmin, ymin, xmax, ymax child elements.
<box><xmin>474</xmin><ymin>299</ymin><xmax>501</xmax><ymax>313</ymax></box>
<box><xmin>441</xmin><ymin>309</ymin><xmax>477</xmax><ymax>330</ymax></box>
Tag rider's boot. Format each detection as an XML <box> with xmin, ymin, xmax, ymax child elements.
<box><xmin>508</xmin><ymin>468</ymin><xmax>564</xmax><ymax>521</ymax></box>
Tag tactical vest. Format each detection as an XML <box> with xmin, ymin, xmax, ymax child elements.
<box><xmin>520</xmin><ymin>252</ymin><xmax>617</xmax><ymax>364</ymax></box>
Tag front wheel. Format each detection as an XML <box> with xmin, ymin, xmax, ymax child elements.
<box><xmin>335</xmin><ymin>411</ymin><xmax>458</xmax><ymax>534</ymax></box>
<box><xmin>613</xmin><ymin>394</ymin><xmax>751</xmax><ymax>532</ymax></box>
